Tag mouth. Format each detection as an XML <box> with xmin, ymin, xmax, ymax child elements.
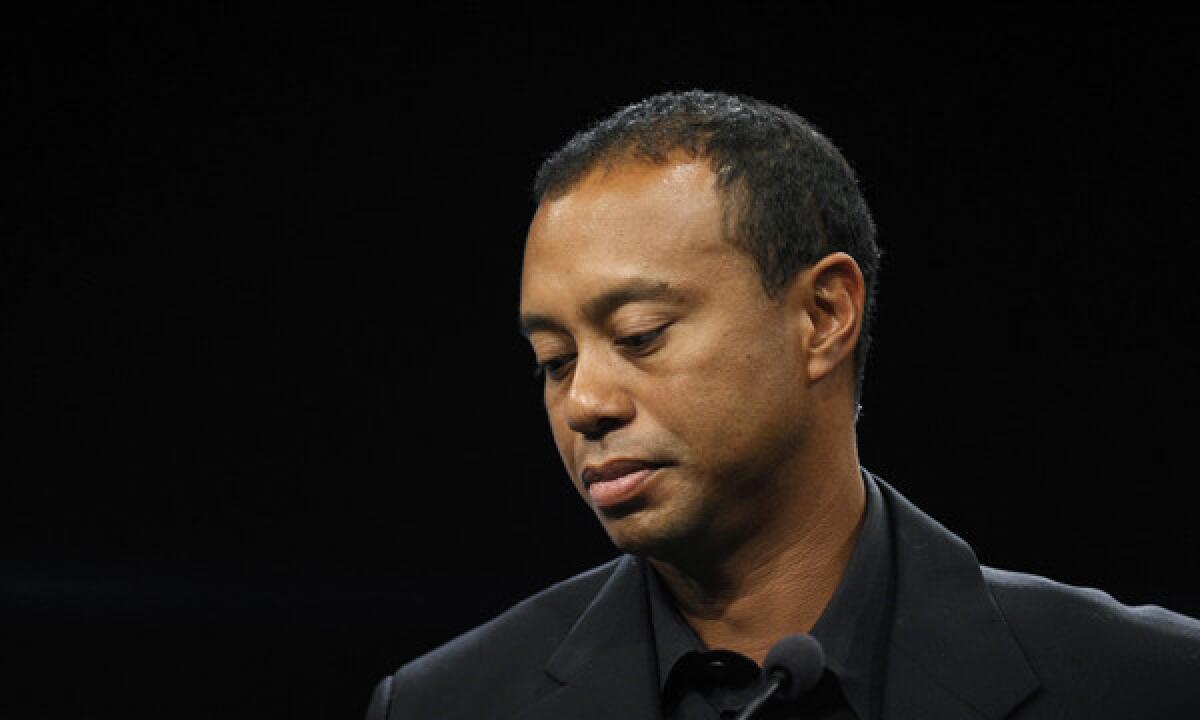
<box><xmin>581</xmin><ymin>458</ymin><xmax>668</xmax><ymax>509</ymax></box>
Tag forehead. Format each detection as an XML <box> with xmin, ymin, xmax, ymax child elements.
<box><xmin>520</xmin><ymin>159</ymin><xmax>742</xmax><ymax>308</ymax></box>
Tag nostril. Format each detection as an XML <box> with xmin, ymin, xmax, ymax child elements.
<box><xmin>580</xmin><ymin>416</ymin><xmax>623</xmax><ymax>441</ymax></box>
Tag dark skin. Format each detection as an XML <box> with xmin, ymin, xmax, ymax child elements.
<box><xmin>519</xmin><ymin>157</ymin><xmax>867</xmax><ymax>664</ymax></box>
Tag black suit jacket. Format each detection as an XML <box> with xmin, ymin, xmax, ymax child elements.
<box><xmin>365</xmin><ymin>476</ymin><xmax>1200</xmax><ymax>718</ymax></box>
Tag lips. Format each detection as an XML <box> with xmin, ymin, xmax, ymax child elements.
<box><xmin>582</xmin><ymin>458</ymin><xmax>662</xmax><ymax>486</ymax></box>
<box><xmin>581</xmin><ymin>458</ymin><xmax>666</xmax><ymax>508</ymax></box>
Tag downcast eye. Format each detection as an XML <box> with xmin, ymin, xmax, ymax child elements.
<box><xmin>533</xmin><ymin>354</ymin><xmax>574</xmax><ymax>381</ymax></box>
<box><xmin>616</xmin><ymin>324</ymin><xmax>669</xmax><ymax>350</ymax></box>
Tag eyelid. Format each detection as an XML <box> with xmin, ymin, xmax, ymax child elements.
<box><xmin>615</xmin><ymin>322</ymin><xmax>671</xmax><ymax>348</ymax></box>
<box><xmin>533</xmin><ymin>353</ymin><xmax>575</xmax><ymax>380</ymax></box>
<box><xmin>530</xmin><ymin>320</ymin><xmax>671</xmax><ymax>379</ymax></box>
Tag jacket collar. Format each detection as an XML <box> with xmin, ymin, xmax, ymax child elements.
<box><xmin>875</xmin><ymin>474</ymin><xmax>1040</xmax><ymax>718</ymax></box>
<box><xmin>511</xmin><ymin>554</ymin><xmax>660</xmax><ymax>720</ymax></box>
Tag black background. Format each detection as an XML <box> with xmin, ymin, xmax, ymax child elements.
<box><xmin>7</xmin><ymin>5</ymin><xmax>1199</xmax><ymax>718</ymax></box>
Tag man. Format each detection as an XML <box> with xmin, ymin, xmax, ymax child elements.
<box><xmin>365</xmin><ymin>91</ymin><xmax>1199</xmax><ymax>718</ymax></box>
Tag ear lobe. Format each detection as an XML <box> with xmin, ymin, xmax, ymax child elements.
<box><xmin>804</xmin><ymin>252</ymin><xmax>865</xmax><ymax>384</ymax></box>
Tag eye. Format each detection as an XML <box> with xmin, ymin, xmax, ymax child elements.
<box><xmin>533</xmin><ymin>354</ymin><xmax>575</xmax><ymax>381</ymax></box>
<box><xmin>615</xmin><ymin>324</ymin><xmax>670</xmax><ymax>352</ymax></box>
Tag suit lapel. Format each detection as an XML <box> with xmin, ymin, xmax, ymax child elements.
<box><xmin>875</xmin><ymin>476</ymin><xmax>1040</xmax><ymax>719</ymax></box>
<box><xmin>511</xmin><ymin>555</ymin><xmax>661</xmax><ymax>720</ymax></box>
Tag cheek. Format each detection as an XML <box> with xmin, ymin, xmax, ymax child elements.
<box><xmin>546</xmin><ymin>406</ymin><xmax>580</xmax><ymax>478</ymax></box>
<box><xmin>657</xmin><ymin>329</ymin><xmax>797</xmax><ymax>453</ymax></box>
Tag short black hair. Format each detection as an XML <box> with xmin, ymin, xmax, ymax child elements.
<box><xmin>534</xmin><ymin>90</ymin><xmax>881</xmax><ymax>406</ymax></box>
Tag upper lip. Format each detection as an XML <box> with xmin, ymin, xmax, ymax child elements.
<box><xmin>581</xmin><ymin>458</ymin><xmax>664</xmax><ymax>487</ymax></box>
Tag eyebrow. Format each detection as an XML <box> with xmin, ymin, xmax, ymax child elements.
<box><xmin>519</xmin><ymin>279</ymin><xmax>685</xmax><ymax>338</ymax></box>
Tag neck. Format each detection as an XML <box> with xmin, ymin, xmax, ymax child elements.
<box><xmin>648</xmin><ymin>441</ymin><xmax>865</xmax><ymax>664</ymax></box>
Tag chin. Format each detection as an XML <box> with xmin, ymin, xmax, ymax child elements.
<box><xmin>598</xmin><ymin>504</ymin><xmax>703</xmax><ymax>560</ymax></box>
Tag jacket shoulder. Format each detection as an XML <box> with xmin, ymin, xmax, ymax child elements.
<box><xmin>369</xmin><ymin>558</ymin><xmax>621</xmax><ymax>720</ymax></box>
<box><xmin>982</xmin><ymin>566</ymin><xmax>1200</xmax><ymax>714</ymax></box>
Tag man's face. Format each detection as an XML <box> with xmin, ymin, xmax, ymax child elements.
<box><xmin>519</xmin><ymin>158</ymin><xmax>813</xmax><ymax>558</ymax></box>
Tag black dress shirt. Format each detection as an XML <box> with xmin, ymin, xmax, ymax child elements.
<box><xmin>647</xmin><ymin>473</ymin><xmax>895</xmax><ymax>719</ymax></box>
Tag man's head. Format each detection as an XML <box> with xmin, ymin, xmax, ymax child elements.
<box><xmin>519</xmin><ymin>91</ymin><xmax>877</xmax><ymax>560</ymax></box>
<box><xmin>534</xmin><ymin>91</ymin><xmax>880</xmax><ymax>401</ymax></box>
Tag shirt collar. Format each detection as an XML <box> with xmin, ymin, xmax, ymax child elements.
<box><xmin>645</xmin><ymin>470</ymin><xmax>894</xmax><ymax>719</ymax></box>
<box><xmin>808</xmin><ymin>469</ymin><xmax>893</xmax><ymax>719</ymax></box>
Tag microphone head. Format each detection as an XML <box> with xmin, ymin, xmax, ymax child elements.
<box><xmin>763</xmin><ymin>633</ymin><xmax>825</xmax><ymax>704</ymax></box>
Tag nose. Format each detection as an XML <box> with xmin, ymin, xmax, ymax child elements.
<box><xmin>564</xmin><ymin>349</ymin><xmax>635</xmax><ymax>439</ymax></box>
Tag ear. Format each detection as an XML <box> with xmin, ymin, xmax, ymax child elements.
<box><xmin>790</xmin><ymin>252</ymin><xmax>865</xmax><ymax>385</ymax></box>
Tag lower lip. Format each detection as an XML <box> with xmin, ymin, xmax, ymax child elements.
<box><xmin>587</xmin><ymin>467</ymin><xmax>659</xmax><ymax>508</ymax></box>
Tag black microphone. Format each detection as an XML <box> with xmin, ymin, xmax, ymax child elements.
<box><xmin>733</xmin><ymin>633</ymin><xmax>825</xmax><ymax>720</ymax></box>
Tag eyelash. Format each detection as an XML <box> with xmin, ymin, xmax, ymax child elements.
<box><xmin>533</xmin><ymin>324</ymin><xmax>670</xmax><ymax>380</ymax></box>
<box><xmin>615</xmin><ymin>326</ymin><xmax>668</xmax><ymax>351</ymax></box>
